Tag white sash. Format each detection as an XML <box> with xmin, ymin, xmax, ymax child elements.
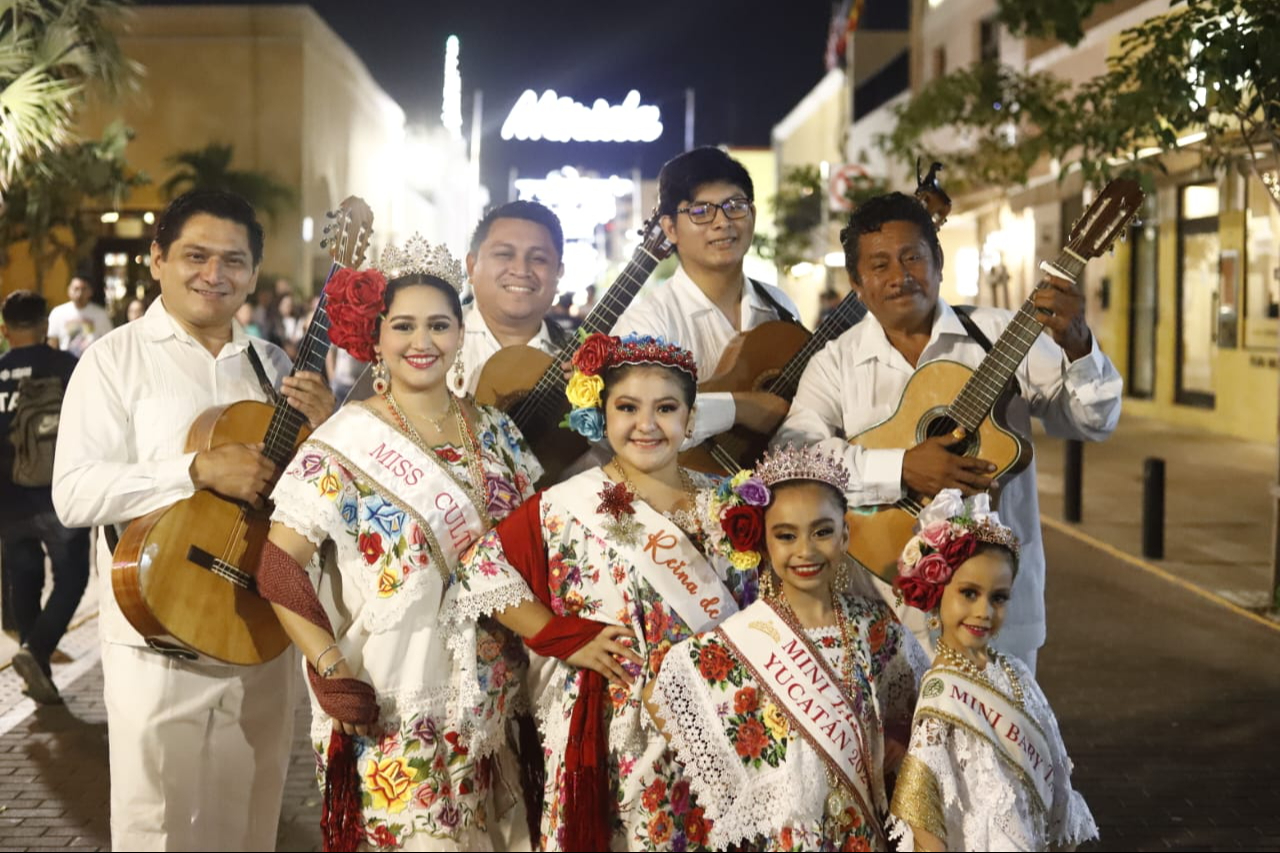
<box><xmin>916</xmin><ymin>666</ymin><xmax>1055</xmax><ymax>813</ymax></box>
<box><xmin>311</xmin><ymin>407</ymin><xmax>488</xmax><ymax>568</ymax></box>
<box><xmin>718</xmin><ymin>599</ymin><xmax>878</xmax><ymax>823</ymax></box>
<box><xmin>551</xmin><ymin>467</ymin><xmax>736</xmax><ymax>634</ymax></box>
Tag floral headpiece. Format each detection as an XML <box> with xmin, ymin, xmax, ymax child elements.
<box><xmin>561</xmin><ymin>332</ymin><xmax>698</xmax><ymax>441</ymax></box>
<box><xmin>892</xmin><ymin>489</ymin><xmax>1020</xmax><ymax>613</ymax></box>
<box><xmin>324</xmin><ymin>235</ymin><xmax>464</xmax><ymax>363</ymax></box>
<box><xmin>697</xmin><ymin>470</ymin><xmax>772</xmax><ymax>570</ymax></box>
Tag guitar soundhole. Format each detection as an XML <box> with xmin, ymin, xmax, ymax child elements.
<box><xmin>918</xmin><ymin>408</ymin><xmax>980</xmax><ymax>457</ymax></box>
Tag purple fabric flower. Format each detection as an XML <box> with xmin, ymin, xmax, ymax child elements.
<box><xmin>437</xmin><ymin>803</ymin><xmax>461</xmax><ymax>829</ymax></box>
<box><xmin>410</xmin><ymin>715</ymin><xmax>437</xmax><ymax>746</ymax></box>
<box><xmin>733</xmin><ymin>477</ymin><xmax>771</xmax><ymax>507</ymax></box>
<box><xmin>485</xmin><ymin>473</ymin><xmax>521</xmax><ymax>515</ymax></box>
<box><xmin>300</xmin><ymin>453</ymin><xmax>324</xmax><ymax>478</ymax></box>
<box><xmin>670</xmin><ymin>779</ymin><xmax>691</xmax><ymax>815</ymax></box>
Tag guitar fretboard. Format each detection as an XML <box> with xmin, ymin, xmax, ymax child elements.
<box><xmin>510</xmin><ymin>245</ymin><xmax>664</xmax><ymax>434</ymax></box>
<box><xmin>769</xmin><ymin>292</ymin><xmax>868</xmax><ymax>402</ymax></box>
<box><xmin>262</xmin><ymin>266</ymin><xmax>336</xmax><ymax>466</ymax></box>
<box><xmin>945</xmin><ymin>249</ymin><xmax>1087</xmax><ymax>433</ymax></box>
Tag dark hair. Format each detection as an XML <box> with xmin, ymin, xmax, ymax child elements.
<box><xmin>657</xmin><ymin>146</ymin><xmax>754</xmax><ymax>220</ymax></box>
<box><xmin>766</xmin><ymin>479</ymin><xmax>849</xmax><ymax>515</ymax></box>
<box><xmin>1</xmin><ymin>291</ymin><xmax>48</xmax><ymax>328</ymax></box>
<box><xmin>154</xmin><ymin>189</ymin><xmax>265</xmax><ymax>267</ymax></box>
<box><xmin>839</xmin><ymin>192</ymin><xmax>942</xmax><ymax>284</ymax></box>
<box><xmin>375</xmin><ymin>274</ymin><xmax>464</xmax><ymax>338</ymax></box>
<box><xmin>469</xmin><ymin>200</ymin><xmax>564</xmax><ymax>260</ymax></box>
<box><xmin>599</xmin><ymin>363</ymin><xmax>697</xmax><ymax>410</ymax></box>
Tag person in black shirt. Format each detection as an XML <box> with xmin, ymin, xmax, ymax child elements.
<box><xmin>0</xmin><ymin>290</ymin><xmax>88</xmax><ymax>704</ymax></box>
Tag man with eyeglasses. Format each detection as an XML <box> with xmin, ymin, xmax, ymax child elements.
<box><xmin>613</xmin><ymin>146</ymin><xmax>800</xmax><ymax>447</ymax></box>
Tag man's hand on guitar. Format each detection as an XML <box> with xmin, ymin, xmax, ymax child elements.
<box><xmin>282</xmin><ymin>371</ymin><xmax>336</xmax><ymax>428</ymax></box>
<box><xmin>732</xmin><ymin>391</ymin><xmax>790</xmax><ymax>435</ymax></box>
<box><xmin>189</xmin><ymin>442</ymin><xmax>277</xmax><ymax>508</ymax></box>
<box><xmin>1032</xmin><ymin>275</ymin><xmax>1092</xmax><ymax>362</ymax></box>
<box><xmin>902</xmin><ymin>434</ymin><xmax>996</xmax><ymax>498</ymax></box>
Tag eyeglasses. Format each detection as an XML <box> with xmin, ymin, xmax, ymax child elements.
<box><xmin>675</xmin><ymin>197</ymin><xmax>753</xmax><ymax>225</ymax></box>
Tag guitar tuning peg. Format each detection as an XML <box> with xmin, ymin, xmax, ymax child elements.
<box><xmin>323</xmin><ymin>224</ymin><xmax>333</xmax><ymax>233</ymax></box>
<box><xmin>325</xmin><ymin>210</ymin><xmax>337</xmax><ymax>219</ymax></box>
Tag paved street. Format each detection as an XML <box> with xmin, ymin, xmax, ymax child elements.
<box><xmin>0</xmin><ymin>521</ymin><xmax>1277</xmax><ymax>851</ymax></box>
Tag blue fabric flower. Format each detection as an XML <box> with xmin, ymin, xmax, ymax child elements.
<box><xmin>339</xmin><ymin>497</ymin><xmax>359</xmax><ymax>528</ymax></box>
<box><xmin>567</xmin><ymin>407</ymin><xmax>605</xmax><ymax>441</ymax></box>
<box><xmin>359</xmin><ymin>494</ymin><xmax>406</xmax><ymax>540</ymax></box>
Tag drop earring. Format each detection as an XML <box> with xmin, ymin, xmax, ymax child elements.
<box><xmin>372</xmin><ymin>358</ymin><xmax>389</xmax><ymax>395</ymax></box>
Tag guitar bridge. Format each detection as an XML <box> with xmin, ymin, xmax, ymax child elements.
<box><xmin>186</xmin><ymin>546</ymin><xmax>256</xmax><ymax>591</ymax></box>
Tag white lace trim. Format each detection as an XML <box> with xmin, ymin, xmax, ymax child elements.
<box><xmin>442</xmin><ymin>579</ymin><xmax>534</xmax><ymax>629</ymax></box>
<box><xmin>652</xmin><ymin>644</ymin><xmax>826</xmax><ymax>848</ymax></box>
<box><xmin>269</xmin><ymin>499</ymin><xmax>329</xmax><ymax>551</ymax></box>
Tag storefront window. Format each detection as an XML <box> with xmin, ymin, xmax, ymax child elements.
<box><xmin>1244</xmin><ymin>170</ymin><xmax>1280</xmax><ymax>351</ymax></box>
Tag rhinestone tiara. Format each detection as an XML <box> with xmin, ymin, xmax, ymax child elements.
<box><xmin>963</xmin><ymin>517</ymin><xmax>1021</xmax><ymax>557</ymax></box>
<box><xmin>377</xmin><ymin>234</ymin><xmax>465</xmax><ymax>292</ymax></box>
<box><xmin>753</xmin><ymin>443</ymin><xmax>851</xmax><ymax>493</ymax></box>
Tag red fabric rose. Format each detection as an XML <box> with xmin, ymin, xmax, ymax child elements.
<box><xmin>641</xmin><ymin>777</ymin><xmax>667</xmax><ymax>812</ymax></box>
<box><xmin>697</xmin><ymin>644</ymin><xmax>734</xmax><ymax>682</ymax></box>
<box><xmin>325</xmin><ymin>268</ymin><xmax>387</xmax><ymax>362</ymax></box>
<box><xmin>358</xmin><ymin>532</ymin><xmax>384</xmax><ymax>564</ymax></box>
<box><xmin>915</xmin><ymin>553</ymin><xmax>953</xmax><ymax>585</ymax></box>
<box><xmin>369</xmin><ymin>824</ymin><xmax>396</xmax><ymax>849</ymax></box>
<box><xmin>894</xmin><ymin>574</ymin><xmax>944</xmax><ymax>612</ymax></box>
<box><xmin>939</xmin><ymin>532</ymin><xmax>979</xmax><ymax>568</ymax></box>
<box><xmin>720</xmin><ymin>505</ymin><xmax>764</xmax><ymax>553</ymax></box>
<box><xmin>734</xmin><ymin>717</ymin><xmax>769</xmax><ymax>760</ymax></box>
<box><xmin>572</xmin><ymin>332</ymin><xmax>620</xmax><ymax>375</ymax></box>
<box><xmin>733</xmin><ymin>686</ymin><xmax>759</xmax><ymax>715</ymax></box>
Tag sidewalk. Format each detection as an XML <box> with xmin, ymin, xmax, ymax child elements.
<box><xmin>1032</xmin><ymin>413</ymin><xmax>1277</xmax><ymax>612</ymax></box>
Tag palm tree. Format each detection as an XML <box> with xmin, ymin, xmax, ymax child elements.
<box><xmin>162</xmin><ymin>142</ymin><xmax>297</xmax><ymax>221</ymax></box>
<box><xmin>0</xmin><ymin>0</ymin><xmax>138</xmax><ymax>193</ymax></box>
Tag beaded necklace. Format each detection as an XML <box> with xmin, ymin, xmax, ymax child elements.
<box><xmin>382</xmin><ymin>389</ymin><xmax>491</xmax><ymax>526</ymax></box>
<box><xmin>936</xmin><ymin>639</ymin><xmax>1025</xmax><ymax>707</ymax></box>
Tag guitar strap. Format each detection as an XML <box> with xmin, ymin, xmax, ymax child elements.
<box><xmin>244</xmin><ymin>342</ymin><xmax>281</xmax><ymax>404</ymax></box>
<box><xmin>953</xmin><ymin>305</ymin><xmax>1022</xmax><ymax>396</ymax></box>
<box><xmin>750</xmin><ymin>279</ymin><xmax>800</xmax><ymax>326</ymax></box>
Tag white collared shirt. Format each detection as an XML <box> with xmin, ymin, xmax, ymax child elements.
<box><xmin>774</xmin><ymin>299</ymin><xmax>1122</xmax><ymax>653</ymax></box>
<box><xmin>454</xmin><ymin>302</ymin><xmax>561</xmax><ymax>397</ymax></box>
<box><xmin>52</xmin><ymin>298</ymin><xmax>291</xmax><ymax>646</ymax></box>
<box><xmin>612</xmin><ymin>264</ymin><xmax>801</xmax><ymax>446</ymax></box>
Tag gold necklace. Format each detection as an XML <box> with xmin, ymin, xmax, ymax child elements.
<box><xmin>383</xmin><ymin>390</ymin><xmax>491</xmax><ymax>525</ymax></box>
<box><xmin>610</xmin><ymin>459</ymin><xmax>699</xmax><ymax>533</ymax></box>
<box><xmin>936</xmin><ymin>639</ymin><xmax>1024</xmax><ymax>706</ymax></box>
<box><xmin>830</xmin><ymin>590</ymin><xmax>859</xmax><ymax>693</ymax></box>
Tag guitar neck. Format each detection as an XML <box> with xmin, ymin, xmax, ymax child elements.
<box><xmin>946</xmin><ymin>247</ymin><xmax>1087</xmax><ymax>432</ymax></box>
<box><xmin>768</xmin><ymin>291</ymin><xmax>868</xmax><ymax>402</ymax></box>
<box><xmin>262</xmin><ymin>264</ymin><xmax>337</xmax><ymax>466</ymax></box>
<box><xmin>510</xmin><ymin>244</ymin><xmax>664</xmax><ymax>434</ymax></box>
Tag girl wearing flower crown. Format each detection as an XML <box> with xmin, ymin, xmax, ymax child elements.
<box><xmin>645</xmin><ymin>444</ymin><xmax>929</xmax><ymax>852</ymax></box>
<box><xmin>444</xmin><ymin>332</ymin><xmax>757</xmax><ymax>852</ymax></box>
<box><xmin>254</xmin><ymin>237</ymin><xmax>543</xmax><ymax>851</ymax></box>
<box><xmin>888</xmin><ymin>490</ymin><xmax>1098</xmax><ymax>851</ymax></box>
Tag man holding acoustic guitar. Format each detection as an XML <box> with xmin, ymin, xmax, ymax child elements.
<box><xmin>613</xmin><ymin>146</ymin><xmax>799</xmax><ymax>448</ymax></box>
<box><xmin>775</xmin><ymin>191</ymin><xmax>1125</xmax><ymax>672</ymax></box>
<box><xmin>52</xmin><ymin>190</ymin><xmax>335</xmax><ymax>850</ymax></box>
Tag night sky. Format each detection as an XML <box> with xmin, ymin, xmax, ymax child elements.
<box><xmin>138</xmin><ymin>0</ymin><xmax>840</xmax><ymax>193</ymax></box>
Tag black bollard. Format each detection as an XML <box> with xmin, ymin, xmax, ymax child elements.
<box><xmin>1142</xmin><ymin>457</ymin><xmax>1165</xmax><ymax>559</ymax></box>
<box><xmin>1064</xmin><ymin>440</ymin><xmax>1084</xmax><ymax>523</ymax></box>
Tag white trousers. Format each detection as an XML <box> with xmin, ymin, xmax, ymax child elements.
<box><xmin>101</xmin><ymin>642</ymin><xmax>298</xmax><ymax>851</ymax></box>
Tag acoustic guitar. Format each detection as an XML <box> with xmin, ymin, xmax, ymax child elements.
<box><xmin>111</xmin><ymin>197</ymin><xmax>374</xmax><ymax>665</ymax></box>
<box><xmin>474</xmin><ymin>213</ymin><xmax>674</xmax><ymax>482</ymax></box>
<box><xmin>680</xmin><ymin>162</ymin><xmax>954</xmax><ymax>475</ymax></box>
<box><xmin>845</xmin><ymin>178</ymin><xmax>1144</xmax><ymax>581</ymax></box>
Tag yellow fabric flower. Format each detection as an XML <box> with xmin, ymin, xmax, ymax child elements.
<box><xmin>763</xmin><ymin>702</ymin><xmax>789</xmax><ymax>740</ymax></box>
<box><xmin>318</xmin><ymin>472</ymin><xmax>342</xmax><ymax>498</ymax></box>
<box><xmin>729</xmin><ymin>549</ymin><xmax>761</xmax><ymax>570</ymax></box>
<box><xmin>730</xmin><ymin>469</ymin><xmax>754</xmax><ymax>489</ymax></box>
<box><xmin>377</xmin><ymin>567</ymin><xmax>400</xmax><ymax>598</ymax></box>
<box><xmin>565</xmin><ymin>371</ymin><xmax>605</xmax><ymax>409</ymax></box>
<box><xmin>364</xmin><ymin>756</ymin><xmax>414</xmax><ymax>814</ymax></box>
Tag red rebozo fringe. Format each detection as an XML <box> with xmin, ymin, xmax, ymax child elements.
<box><xmin>258</xmin><ymin>541</ymin><xmax>379</xmax><ymax>852</ymax></box>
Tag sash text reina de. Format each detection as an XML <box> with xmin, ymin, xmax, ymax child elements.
<box><xmin>952</xmin><ymin>685</ymin><xmax>1055</xmax><ymax>784</ymax></box>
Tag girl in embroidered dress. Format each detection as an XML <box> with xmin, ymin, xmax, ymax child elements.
<box><xmin>443</xmin><ymin>332</ymin><xmax>755</xmax><ymax>852</ymax></box>
<box><xmin>645</xmin><ymin>444</ymin><xmax>928</xmax><ymax>852</ymax></box>
<box><xmin>888</xmin><ymin>490</ymin><xmax>1098</xmax><ymax>852</ymax></box>
<box><xmin>255</xmin><ymin>236</ymin><xmax>541</xmax><ymax>852</ymax></box>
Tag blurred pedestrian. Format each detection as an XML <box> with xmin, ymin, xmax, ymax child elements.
<box><xmin>547</xmin><ymin>291</ymin><xmax>579</xmax><ymax>337</ymax></box>
<box><xmin>0</xmin><ymin>291</ymin><xmax>89</xmax><ymax>705</ymax></box>
<box><xmin>126</xmin><ymin>298</ymin><xmax>146</xmax><ymax>323</ymax></box>
<box><xmin>47</xmin><ymin>276</ymin><xmax>113</xmax><ymax>356</ymax></box>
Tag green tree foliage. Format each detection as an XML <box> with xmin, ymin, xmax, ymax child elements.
<box><xmin>0</xmin><ymin>120</ymin><xmax>148</xmax><ymax>286</ymax></box>
<box><xmin>161</xmin><ymin>142</ymin><xmax>297</xmax><ymax>221</ymax></box>
<box><xmin>0</xmin><ymin>0</ymin><xmax>138</xmax><ymax>192</ymax></box>
<box><xmin>994</xmin><ymin>0</ymin><xmax>1106</xmax><ymax>46</ymax></box>
<box><xmin>762</xmin><ymin>165</ymin><xmax>889</xmax><ymax>272</ymax></box>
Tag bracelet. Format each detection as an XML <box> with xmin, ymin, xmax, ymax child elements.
<box><xmin>320</xmin><ymin>656</ymin><xmax>346</xmax><ymax>679</ymax></box>
<box><xmin>314</xmin><ymin>643</ymin><xmax>341</xmax><ymax>672</ymax></box>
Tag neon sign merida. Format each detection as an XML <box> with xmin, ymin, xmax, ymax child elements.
<box><xmin>500</xmin><ymin>89</ymin><xmax>663</xmax><ymax>143</ymax></box>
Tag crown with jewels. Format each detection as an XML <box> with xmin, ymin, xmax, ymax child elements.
<box><xmin>377</xmin><ymin>234</ymin><xmax>465</xmax><ymax>292</ymax></box>
<box><xmin>605</xmin><ymin>334</ymin><xmax>698</xmax><ymax>377</ymax></box>
<box><xmin>753</xmin><ymin>443</ymin><xmax>851</xmax><ymax>493</ymax></box>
